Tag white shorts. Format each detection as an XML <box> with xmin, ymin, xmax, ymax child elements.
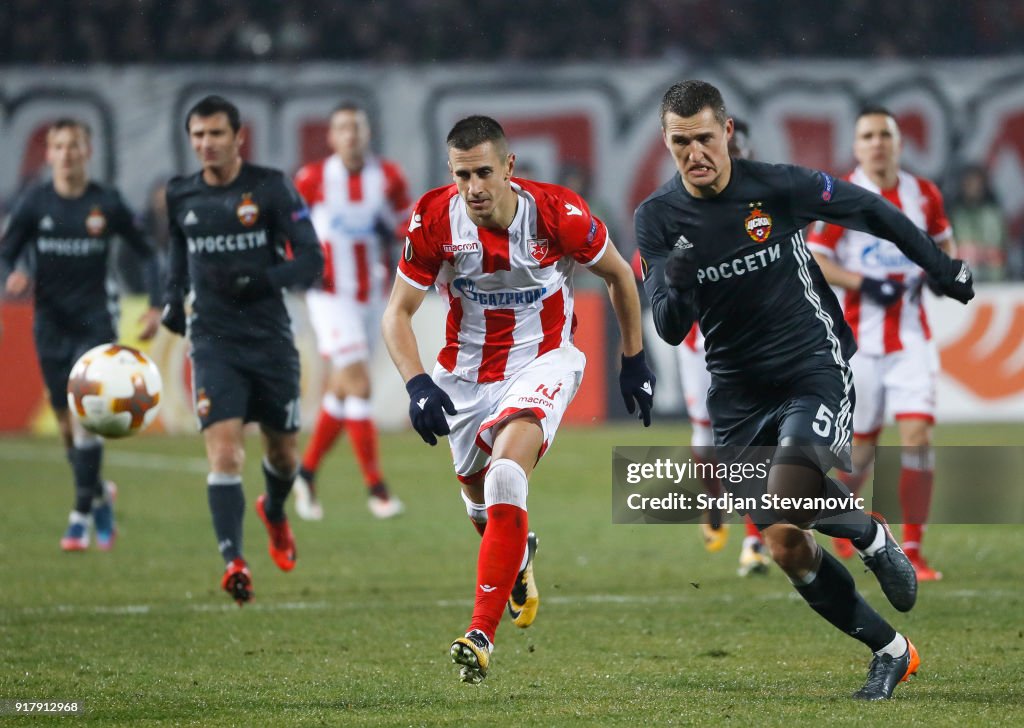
<box><xmin>434</xmin><ymin>345</ymin><xmax>586</xmax><ymax>483</ymax></box>
<box><xmin>851</xmin><ymin>340</ymin><xmax>939</xmax><ymax>437</ymax></box>
<box><xmin>306</xmin><ymin>289</ymin><xmax>383</xmax><ymax>368</ymax></box>
<box><xmin>676</xmin><ymin>344</ymin><xmax>711</xmax><ymax>426</ymax></box>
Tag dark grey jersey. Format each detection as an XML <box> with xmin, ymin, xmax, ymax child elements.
<box><xmin>0</xmin><ymin>181</ymin><xmax>158</xmax><ymax>330</ymax></box>
<box><xmin>165</xmin><ymin>163</ymin><xmax>322</xmax><ymax>346</ymax></box>
<box><xmin>635</xmin><ymin>159</ymin><xmax>957</xmax><ymax>384</ymax></box>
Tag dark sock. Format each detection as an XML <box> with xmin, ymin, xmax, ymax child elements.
<box><xmin>811</xmin><ymin>476</ymin><xmax>876</xmax><ymax>547</ymax></box>
<box><xmin>794</xmin><ymin>550</ymin><xmax>896</xmax><ymax>651</ymax></box>
<box><xmin>71</xmin><ymin>444</ymin><xmax>104</xmax><ymax>514</ymax></box>
<box><xmin>262</xmin><ymin>459</ymin><xmax>295</xmax><ymax>522</ymax></box>
<box><xmin>369</xmin><ymin>481</ymin><xmax>389</xmax><ymax>500</ymax></box>
<box><xmin>298</xmin><ymin>465</ymin><xmax>315</xmax><ymax>484</ymax></box>
<box><xmin>208</xmin><ymin>479</ymin><xmax>245</xmax><ymax>563</ymax></box>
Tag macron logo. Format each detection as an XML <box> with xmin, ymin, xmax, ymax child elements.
<box><xmin>184</xmin><ymin>210</ymin><xmax>199</xmax><ymax>225</ymax></box>
<box><xmin>641</xmin><ymin>381</ymin><xmax>653</xmax><ymax>396</ymax></box>
<box><xmin>955</xmin><ymin>264</ymin><xmax>970</xmax><ymax>284</ymax></box>
<box><xmin>417</xmin><ymin>397</ymin><xmax>429</xmax><ymax>410</ymax></box>
<box><xmin>40</xmin><ymin>215</ymin><xmax>54</xmax><ymax>231</ymax></box>
<box><xmin>479</xmin><ymin>584</ymin><xmax>497</xmax><ymax>593</ymax></box>
<box><xmin>564</xmin><ymin>202</ymin><xmax>583</xmax><ymax>216</ymax></box>
<box><xmin>408</xmin><ymin>213</ymin><xmax>422</xmax><ymax>232</ymax></box>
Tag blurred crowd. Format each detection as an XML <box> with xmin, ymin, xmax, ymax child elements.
<box><xmin>3</xmin><ymin>0</ymin><xmax>1023</xmax><ymax>64</ymax></box>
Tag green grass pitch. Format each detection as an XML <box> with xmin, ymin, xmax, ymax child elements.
<box><xmin>1</xmin><ymin>423</ymin><xmax>1023</xmax><ymax>725</ymax></box>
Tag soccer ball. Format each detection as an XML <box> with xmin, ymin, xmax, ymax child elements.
<box><xmin>66</xmin><ymin>343</ymin><xmax>163</xmax><ymax>438</ymax></box>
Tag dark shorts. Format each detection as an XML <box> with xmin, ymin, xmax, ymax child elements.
<box><xmin>190</xmin><ymin>341</ymin><xmax>301</xmax><ymax>433</ymax></box>
<box><xmin>708</xmin><ymin>357</ymin><xmax>855</xmax><ymax>527</ymax></box>
<box><xmin>35</xmin><ymin>320</ymin><xmax>115</xmax><ymax>411</ymax></box>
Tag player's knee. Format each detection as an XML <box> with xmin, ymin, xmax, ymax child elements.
<box><xmin>209</xmin><ymin>442</ymin><xmax>244</xmax><ymax>474</ymax></box>
<box><xmin>900</xmin><ymin>425</ymin><xmax>931</xmax><ymax>450</ymax></box>
<box><xmin>264</xmin><ymin>441</ymin><xmax>297</xmax><ymax>475</ymax></box>
<box><xmin>767</xmin><ymin>460</ymin><xmax>823</xmax><ymax>526</ymax></box>
<box><xmin>483</xmin><ymin>458</ymin><xmax>529</xmax><ymax>510</ymax></box>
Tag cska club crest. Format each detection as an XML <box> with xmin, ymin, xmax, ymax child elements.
<box><xmin>528</xmin><ymin>238</ymin><xmax>549</xmax><ymax>262</ymax></box>
<box><xmin>236</xmin><ymin>193</ymin><xmax>260</xmax><ymax>227</ymax></box>
<box><xmin>195</xmin><ymin>388</ymin><xmax>211</xmax><ymax>418</ymax></box>
<box><xmin>744</xmin><ymin>204</ymin><xmax>772</xmax><ymax>243</ymax></box>
<box><xmin>85</xmin><ymin>206</ymin><xmax>107</xmax><ymax>236</ymax></box>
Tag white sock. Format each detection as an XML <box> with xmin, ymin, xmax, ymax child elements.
<box><xmin>859</xmin><ymin>521</ymin><xmax>887</xmax><ymax>557</ymax></box>
<box><xmin>742</xmin><ymin>535</ymin><xmax>761</xmax><ymax>550</ymax></box>
<box><xmin>875</xmin><ymin>632</ymin><xmax>908</xmax><ymax>658</ymax></box>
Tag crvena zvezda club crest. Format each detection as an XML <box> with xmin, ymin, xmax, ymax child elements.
<box><xmin>528</xmin><ymin>238</ymin><xmax>549</xmax><ymax>262</ymax></box>
<box><xmin>744</xmin><ymin>206</ymin><xmax>772</xmax><ymax>243</ymax></box>
<box><xmin>236</xmin><ymin>193</ymin><xmax>259</xmax><ymax>226</ymax></box>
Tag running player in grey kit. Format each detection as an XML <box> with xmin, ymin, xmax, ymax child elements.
<box><xmin>161</xmin><ymin>95</ymin><xmax>323</xmax><ymax>605</ymax></box>
<box><xmin>1</xmin><ymin>118</ymin><xmax>162</xmax><ymax>552</ymax></box>
<box><xmin>636</xmin><ymin>81</ymin><xmax>974</xmax><ymax>701</ymax></box>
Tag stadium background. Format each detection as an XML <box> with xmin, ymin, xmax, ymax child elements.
<box><xmin>2</xmin><ymin>59</ymin><xmax>1024</xmax><ymax>431</ymax></box>
<box><xmin>2</xmin><ymin>5</ymin><xmax>1024</xmax><ymax>724</ymax></box>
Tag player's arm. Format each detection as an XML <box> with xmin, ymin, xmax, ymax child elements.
<box><xmin>382</xmin><ymin>276</ymin><xmax>430</xmax><ymax>381</ymax></box>
<box><xmin>588</xmin><ymin>239</ymin><xmax>656</xmax><ymax>425</ymax></box>
<box><xmin>266</xmin><ymin>175</ymin><xmax>323</xmax><ymax>291</ymax></box>
<box><xmin>161</xmin><ymin>187</ymin><xmax>189</xmax><ymax>336</ymax></box>
<box><xmin>1</xmin><ymin>191</ymin><xmax>38</xmax><ymax>298</ymax></box>
<box><xmin>110</xmin><ymin>191</ymin><xmax>162</xmax><ymax>339</ymax></box>
<box><xmin>634</xmin><ymin>202</ymin><xmax>696</xmax><ymax>346</ymax></box>
<box><xmin>791</xmin><ymin>167</ymin><xmax>973</xmax><ymax>303</ymax></box>
<box><xmin>588</xmin><ymin>241</ymin><xmax>642</xmax><ymax>356</ymax></box>
<box><xmin>807</xmin><ymin>221</ymin><xmax>904</xmax><ymax>307</ymax></box>
<box><xmin>382</xmin><ymin>275</ymin><xmax>457</xmax><ymax>446</ymax></box>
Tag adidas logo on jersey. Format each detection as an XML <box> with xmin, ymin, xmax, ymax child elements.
<box><xmin>40</xmin><ymin>215</ymin><xmax>54</xmax><ymax>231</ymax></box>
<box><xmin>184</xmin><ymin>210</ymin><xmax>199</xmax><ymax>225</ymax></box>
<box><xmin>674</xmin><ymin>234</ymin><xmax>693</xmax><ymax>250</ymax></box>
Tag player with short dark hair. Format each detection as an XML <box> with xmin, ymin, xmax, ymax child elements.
<box><xmin>808</xmin><ymin>106</ymin><xmax>955</xmax><ymax>581</ymax></box>
<box><xmin>1</xmin><ymin>117</ymin><xmax>162</xmax><ymax>552</ymax></box>
<box><xmin>162</xmin><ymin>94</ymin><xmax>323</xmax><ymax>605</ymax></box>
<box><xmin>292</xmin><ymin>100</ymin><xmax>411</xmax><ymax>521</ymax></box>
<box><xmin>383</xmin><ymin>114</ymin><xmax>655</xmax><ymax>684</ymax></box>
<box><xmin>636</xmin><ymin>80</ymin><xmax>974</xmax><ymax>700</ymax></box>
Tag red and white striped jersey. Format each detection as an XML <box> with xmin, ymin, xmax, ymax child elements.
<box><xmin>807</xmin><ymin>167</ymin><xmax>952</xmax><ymax>355</ymax></box>
<box><xmin>399</xmin><ymin>177</ymin><xmax>609</xmax><ymax>383</ymax></box>
<box><xmin>294</xmin><ymin>155</ymin><xmax>411</xmax><ymax>302</ymax></box>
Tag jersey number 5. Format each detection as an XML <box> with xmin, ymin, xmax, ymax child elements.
<box><xmin>812</xmin><ymin>404</ymin><xmax>835</xmax><ymax>438</ymax></box>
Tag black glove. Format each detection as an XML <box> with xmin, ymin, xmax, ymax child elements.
<box><xmin>405</xmin><ymin>373</ymin><xmax>457</xmax><ymax>446</ymax></box>
<box><xmin>619</xmin><ymin>350</ymin><xmax>656</xmax><ymax>427</ymax></box>
<box><xmin>664</xmin><ymin>243</ymin><xmax>699</xmax><ymax>294</ymax></box>
<box><xmin>161</xmin><ymin>298</ymin><xmax>186</xmax><ymax>336</ymax></box>
<box><xmin>228</xmin><ymin>269</ymin><xmax>275</xmax><ymax>302</ymax></box>
<box><xmin>934</xmin><ymin>259</ymin><xmax>975</xmax><ymax>304</ymax></box>
<box><xmin>924</xmin><ymin>276</ymin><xmax>945</xmax><ymax>297</ymax></box>
<box><xmin>860</xmin><ymin>276</ymin><xmax>905</xmax><ymax>306</ymax></box>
